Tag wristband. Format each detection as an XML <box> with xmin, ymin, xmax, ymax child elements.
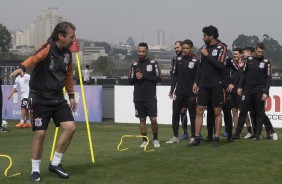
<box><xmin>16</xmin><ymin>65</ymin><xmax>26</xmax><ymax>72</ymax></box>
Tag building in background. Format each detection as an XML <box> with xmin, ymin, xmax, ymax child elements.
<box><xmin>156</xmin><ymin>30</ymin><xmax>165</xmax><ymax>47</ymax></box>
<box><xmin>13</xmin><ymin>7</ymin><xmax>62</xmax><ymax>48</ymax></box>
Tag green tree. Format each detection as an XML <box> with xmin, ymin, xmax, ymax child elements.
<box><xmin>94</xmin><ymin>42</ymin><xmax>111</xmax><ymax>54</ymax></box>
<box><xmin>125</xmin><ymin>49</ymin><xmax>138</xmax><ymax>63</ymax></box>
<box><xmin>232</xmin><ymin>34</ymin><xmax>259</xmax><ymax>50</ymax></box>
<box><xmin>125</xmin><ymin>37</ymin><xmax>135</xmax><ymax>47</ymax></box>
<box><xmin>111</xmin><ymin>48</ymin><xmax>127</xmax><ymax>56</ymax></box>
<box><xmin>96</xmin><ymin>56</ymin><xmax>113</xmax><ymax>75</ymax></box>
<box><xmin>0</xmin><ymin>23</ymin><xmax>11</xmax><ymax>51</ymax></box>
<box><xmin>262</xmin><ymin>34</ymin><xmax>282</xmax><ymax>67</ymax></box>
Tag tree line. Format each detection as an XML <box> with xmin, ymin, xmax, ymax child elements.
<box><xmin>1</xmin><ymin>23</ymin><xmax>282</xmax><ymax>74</ymax></box>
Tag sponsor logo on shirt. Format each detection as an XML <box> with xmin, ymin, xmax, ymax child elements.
<box><xmin>259</xmin><ymin>62</ymin><xmax>265</xmax><ymax>68</ymax></box>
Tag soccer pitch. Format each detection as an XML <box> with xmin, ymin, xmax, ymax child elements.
<box><xmin>1</xmin><ymin>120</ymin><xmax>282</xmax><ymax>184</ymax></box>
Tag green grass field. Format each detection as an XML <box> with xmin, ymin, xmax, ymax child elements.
<box><xmin>0</xmin><ymin>120</ymin><xmax>282</xmax><ymax>184</ymax></box>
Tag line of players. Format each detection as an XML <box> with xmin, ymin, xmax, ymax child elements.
<box><xmin>166</xmin><ymin>26</ymin><xmax>278</xmax><ymax>147</ymax></box>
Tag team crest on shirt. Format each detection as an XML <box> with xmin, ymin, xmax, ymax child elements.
<box><xmin>133</xmin><ymin>61</ymin><xmax>137</xmax><ymax>65</ymax></box>
<box><xmin>248</xmin><ymin>56</ymin><xmax>253</xmax><ymax>60</ymax></box>
<box><xmin>188</xmin><ymin>62</ymin><xmax>195</xmax><ymax>69</ymax></box>
<box><xmin>259</xmin><ymin>62</ymin><xmax>265</xmax><ymax>68</ymax></box>
<box><xmin>192</xmin><ymin>58</ymin><xmax>197</xmax><ymax>62</ymax></box>
<box><xmin>177</xmin><ymin>57</ymin><xmax>182</xmax><ymax>60</ymax></box>
<box><xmin>146</xmin><ymin>65</ymin><xmax>153</xmax><ymax>72</ymax></box>
<box><xmin>64</xmin><ymin>53</ymin><xmax>70</xmax><ymax>64</ymax></box>
<box><xmin>212</xmin><ymin>49</ymin><xmax>218</xmax><ymax>56</ymax></box>
<box><xmin>150</xmin><ymin>60</ymin><xmax>156</xmax><ymax>63</ymax></box>
<box><xmin>242</xmin><ymin>95</ymin><xmax>245</xmax><ymax>101</ymax></box>
<box><xmin>263</xmin><ymin>59</ymin><xmax>268</xmax><ymax>62</ymax></box>
<box><xmin>34</xmin><ymin>118</ymin><xmax>43</xmax><ymax>127</ymax></box>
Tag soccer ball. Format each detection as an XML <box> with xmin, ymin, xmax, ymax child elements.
<box><xmin>2</xmin><ymin>120</ymin><xmax>8</xmax><ymax>128</ymax></box>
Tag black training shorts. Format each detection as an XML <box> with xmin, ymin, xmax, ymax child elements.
<box><xmin>134</xmin><ymin>101</ymin><xmax>157</xmax><ymax>118</ymax></box>
<box><xmin>30</xmin><ymin>99</ymin><xmax>74</xmax><ymax>131</ymax></box>
<box><xmin>21</xmin><ymin>98</ymin><xmax>30</xmax><ymax>109</ymax></box>
<box><xmin>196</xmin><ymin>86</ymin><xmax>224</xmax><ymax>107</ymax></box>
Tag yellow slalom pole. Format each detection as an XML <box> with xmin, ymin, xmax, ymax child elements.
<box><xmin>0</xmin><ymin>154</ymin><xmax>22</xmax><ymax>177</ymax></box>
<box><xmin>50</xmin><ymin>127</ymin><xmax>59</xmax><ymax>161</ymax></box>
<box><xmin>76</xmin><ymin>52</ymin><xmax>95</xmax><ymax>163</ymax></box>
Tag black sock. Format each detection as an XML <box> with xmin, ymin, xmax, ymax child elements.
<box><xmin>153</xmin><ymin>133</ymin><xmax>158</xmax><ymax>140</ymax></box>
<box><xmin>141</xmin><ymin>133</ymin><xmax>147</xmax><ymax>142</ymax></box>
<box><xmin>247</xmin><ymin>127</ymin><xmax>252</xmax><ymax>133</ymax></box>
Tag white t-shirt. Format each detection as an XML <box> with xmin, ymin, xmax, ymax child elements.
<box><xmin>83</xmin><ymin>69</ymin><xmax>90</xmax><ymax>81</ymax></box>
<box><xmin>13</xmin><ymin>74</ymin><xmax>30</xmax><ymax>100</ymax></box>
<box><xmin>83</xmin><ymin>69</ymin><xmax>93</xmax><ymax>82</ymax></box>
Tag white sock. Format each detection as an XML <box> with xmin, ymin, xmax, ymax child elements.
<box><xmin>20</xmin><ymin>119</ymin><xmax>24</xmax><ymax>124</ymax></box>
<box><xmin>51</xmin><ymin>151</ymin><xmax>63</xmax><ymax>166</ymax></box>
<box><xmin>31</xmin><ymin>159</ymin><xmax>41</xmax><ymax>173</ymax></box>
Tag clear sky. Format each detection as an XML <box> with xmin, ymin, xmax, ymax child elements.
<box><xmin>0</xmin><ymin>0</ymin><xmax>281</xmax><ymax>48</ymax></box>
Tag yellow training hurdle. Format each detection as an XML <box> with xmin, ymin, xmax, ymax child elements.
<box><xmin>0</xmin><ymin>154</ymin><xmax>22</xmax><ymax>177</ymax></box>
<box><xmin>117</xmin><ymin>135</ymin><xmax>155</xmax><ymax>152</ymax></box>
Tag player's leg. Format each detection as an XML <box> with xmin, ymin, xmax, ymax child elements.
<box><xmin>49</xmin><ymin>101</ymin><xmax>76</xmax><ymax>178</ymax></box>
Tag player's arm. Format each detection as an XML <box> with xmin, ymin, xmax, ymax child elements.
<box><xmin>7</xmin><ymin>77</ymin><xmax>18</xmax><ymax>100</ymax></box>
<box><xmin>264</xmin><ymin>60</ymin><xmax>272</xmax><ymax>97</ymax></box>
<box><xmin>202</xmin><ymin>46</ymin><xmax>226</xmax><ymax>69</ymax></box>
<box><xmin>223</xmin><ymin>58</ymin><xmax>233</xmax><ymax>91</ymax></box>
<box><xmin>7</xmin><ymin>88</ymin><xmax>17</xmax><ymax>100</ymax></box>
<box><xmin>128</xmin><ymin>62</ymin><xmax>138</xmax><ymax>85</ymax></box>
<box><xmin>238</xmin><ymin>60</ymin><xmax>248</xmax><ymax>95</ymax></box>
<box><xmin>64</xmin><ymin>55</ymin><xmax>76</xmax><ymax>111</ymax></box>
<box><xmin>10</xmin><ymin>43</ymin><xmax>49</xmax><ymax>77</ymax></box>
<box><xmin>193</xmin><ymin>60</ymin><xmax>202</xmax><ymax>94</ymax></box>
<box><xmin>169</xmin><ymin>59</ymin><xmax>177</xmax><ymax>96</ymax></box>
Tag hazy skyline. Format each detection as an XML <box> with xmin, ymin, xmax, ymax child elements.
<box><xmin>1</xmin><ymin>0</ymin><xmax>282</xmax><ymax>48</ymax></box>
